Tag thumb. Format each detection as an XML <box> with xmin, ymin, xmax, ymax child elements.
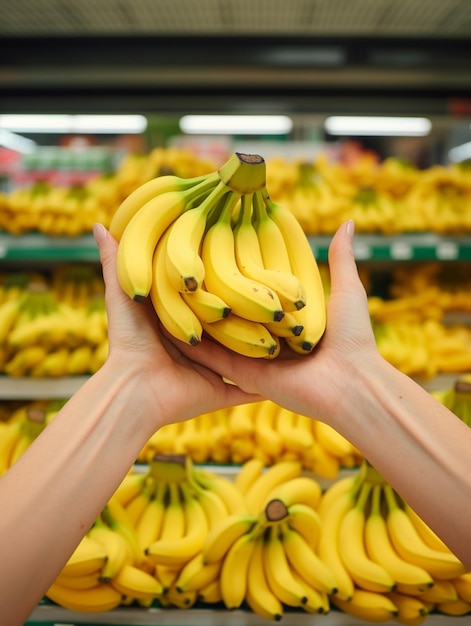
<box><xmin>328</xmin><ymin>220</ymin><xmax>364</xmax><ymax>296</ymax></box>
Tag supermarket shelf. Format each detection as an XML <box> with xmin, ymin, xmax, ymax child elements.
<box><xmin>0</xmin><ymin>374</ymin><xmax>461</xmax><ymax>400</ymax></box>
<box><xmin>0</xmin><ymin>233</ymin><xmax>99</xmax><ymax>262</ymax></box>
<box><xmin>27</xmin><ymin>603</ymin><xmax>471</xmax><ymax>625</ymax></box>
<box><xmin>0</xmin><ymin>376</ymin><xmax>89</xmax><ymax>399</ymax></box>
<box><xmin>309</xmin><ymin>234</ymin><xmax>471</xmax><ymax>262</ymax></box>
<box><xmin>1</xmin><ymin>232</ymin><xmax>471</xmax><ymax>263</ymax></box>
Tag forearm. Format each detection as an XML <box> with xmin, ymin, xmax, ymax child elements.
<box><xmin>0</xmin><ymin>359</ymin><xmax>159</xmax><ymax>625</ymax></box>
<box><xmin>332</xmin><ymin>354</ymin><xmax>471</xmax><ymax>568</ymax></box>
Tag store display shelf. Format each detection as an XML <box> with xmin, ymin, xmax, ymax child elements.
<box><xmin>0</xmin><ymin>233</ymin><xmax>99</xmax><ymax>262</ymax></box>
<box><xmin>309</xmin><ymin>234</ymin><xmax>471</xmax><ymax>262</ymax></box>
<box><xmin>27</xmin><ymin>603</ymin><xmax>471</xmax><ymax>626</ymax></box>
<box><xmin>0</xmin><ymin>374</ymin><xmax>460</xmax><ymax>400</ymax></box>
<box><xmin>1</xmin><ymin>232</ymin><xmax>471</xmax><ymax>263</ymax></box>
<box><xmin>0</xmin><ymin>375</ymin><xmax>89</xmax><ymax>399</ymax></box>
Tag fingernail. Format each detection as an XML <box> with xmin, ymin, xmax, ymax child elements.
<box><xmin>92</xmin><ymin>223</ymin><xmax>107</xmax><ymax>243</ymax></box>
<box><xmin>346</xmin><ymin>219</ymin><xmax>355</xmax><ymax>240</ymax></box>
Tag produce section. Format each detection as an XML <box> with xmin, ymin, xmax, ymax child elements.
<box><xmin>0</xmin><ymin>146</ymin><xmax>470</xmax><ymax>625</ymax></box>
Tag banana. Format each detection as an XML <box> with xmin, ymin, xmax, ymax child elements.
<box><xmin>244</xmin><ymin>459</ymin><xmax>302</xmax><ymax>515</ymax></box>
<box><xmin>234</xmin><ymin>457</ymin><xmax>264</xmax><ymax>495</ymax></box>
<box><xmin>201</xmin><ymin>191</ymin><xmax>285</xmax><ymax>324</ymax></box>
<box><xmin>253</xmin><ymin>400</ymin><xmax>284</xmax><ymax>462</ymax></box>
<box><xmin>181</xmin><ymin>284</ymin><xmax>231</xmax><ymax>324</ymax></box>
<box><xmin>46</xmin><ymin>580</ymin><xmax>123</xmax><ymax>612</ymax></box>
<box><xmin>0</xmin><ymin>420</ymin><xmax>23</xmax><ymax>474</ymax></box>
<box><xmin>88</xmin><ymin>518</ymin><xmax>131</xmax><ymax>582</ymax></box>
<box><xmin>286</xmin><ymin>502</ymin><xmax>323</xmax><ymax>549</ymax></box>
<box><xmin>267</xmin><ymin>476</ymin><xmax>322</xmax><ymax>509</ymax></box>
<box><xmin>135</xmin><ymin>481</ymin><xmax>166</xmax><ymax>553</ymax></box>
<box><xmin>202</xmin><ymin>513</ymin><xmax>258</xmax><ymax>565</ymax></box>
<box><xmin>149</xmin><ymin>226</ymin><xmax>203</xmax><ymax>346</ymax></box>
<box><xmin>164</xmin><ymin>583</ymin><xmax>198</xmax><ymax>609</ymax></box>
<box><xmin>146</xmin><ymin>481</ymin><xmax>208</xmax><ymax>567</ymax></box>
<box><xmin>55</xmin><ymin>570</ymin><xmax>101</xmax><ymax>590</ymax></box>
<box><xmin>274</xmin><ymin>407</ymin><xmax>313</xmax><ymax>454</ymax></box>
<box><xmin>280</xmin><ymin>521</ymin><xmax>338</xmax><ymax>595</ymax></box>
<box><xmin>312</xmin><ymin>420</ymin><xmax>357</xmax><ymax>460</ymax></box>
<box><xmin>174</xmin><ymin>551</ymin><xmax>221</xmax><ymax>593</ymax></box>
<box><xmin>265</xmin><ymin>311</ymin><xmax>304</xmax><ymax>338</ymax></box>
<box><xmin>339</xmin><ymin>481</ymin><xmax>396</xmax><ymax>593</ymax></box>
<box><xmin>202</xmin><ymin>313</ymin><xmax>280</xmax><ymax>359</ymax></box>
<box><xmin>116</xmin><ymin>174</ymin><xmax>219</xmax><ymax>301</ymax></box>
<box><xmin>219</xmin><ymin>524</ymin><xmax>258</xmax><ymax>609</ymax></box>
<box><xmin>316</xmin><ymin>475</ymin><xmax>359</xmax><ymax>601</ymax></box>
<box><xmin>331</xmin><ymin>588</ymin><xmax>399</xmax><ymax>623</ymax></box>
<box><xmin>385</xmin><ymin>590</ymin><xmax>430</xmax><ymax>625</ymax></box>
<box><xmin>145</xmin><ymin>482</ymin><xmax>185</xmax><ymax>564</ymax></box>
<box><xmin>246</xmin><ymin>533</ymin><xmax>284</xmax><ymax>621</ymax></box>
<box><xmin>111</xmin><ymin>563</ymin><xmax>163</xmax><ymax>600</ymax></box>
<box><xmin>261</xmin><ymin>188</ymin><xmax>326</xmax><ymax>353</ymax></box>
<box><xmin>59</xmin><ymin>535</ymin><xmax>108</xmax><ymax>578</ymax></box>
<box><xmin>198</xmin><ymin>579</ymin><xmax>222</xmax><ymax>604</ymax></box>
<box><xmin>109</xmin><ymin>172</ymin><xmax>215</xmax><ymax>240</ymax></box>
<box><xmin>124</xmin><ymin>483</ymin><xmax>154</xmax><ymax>528</ymax></box>
<box><xmin>191</xmin><ymin>481</ymin><xmax>229</xmax><ymax>530</ymax></box>
<box><xmin>191</xmin><ymin>467</ymin><xmax>248</xmax><ymax>516</ymax></box>
<box><xmin>436</xmin><ymin>598</ymin><xmax>471</xmax><ymax>616</ymax></box>
<box><xmin>383</xmin><ymin>484</ymin><xmax>467</xmax><ymax>580</ymax></box>
<box><xmin>234</xmin><ymin>193</ymin><xmax>306</xmax><ymax>312</ymax></box>
<box><xmin>454</xmin><ymin>572</ymin><xmax>471</xmax><ymax>602</ymax></box>
<box><xmin>0</xmin><ymin>297</ymin><xmax>21</xmax><ymax>340</ymax></box>
<box><xmin>419</xmin><ymin>578</ymin><xmax>459</xmax><ymax>603</ymax></box>
<box><xmin>290</xmin><ymin>568</ymin><xmax>330</xmax><ymax>615</ymax></box>
<box><xmin>365</xmin><ymin>485</ymin><xmax>434</xmax><ymax>595</ymax></box>
<box><xmin>404</xmin><ymin>502</ymin><xmax>450</xmax><ymax>552</ymax></box>
<box><xmin>264</xmin><ymin>524</ymin><xmax>308</xmax><ymax>607</ymax></box>
<box><xmin>165</xmin><ymin>181</ymin><xmax>230</xmax><ymax>292</ymax></box>
<box><xmin>104</xmin><ymin>498</ymin><xmax>143</xmax><ymax>566</ymax></box>
<box><xmin>113</xmin><ymin>471</ymin><xmax>147</xmax><ymax>508</ymax></box>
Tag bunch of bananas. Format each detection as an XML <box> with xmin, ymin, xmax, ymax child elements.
<box><xmin>137</xmin><ymin>400</ymin><xmax>363</xmax><ymax>480</ymax></box>
<box><xmin>47</xmin><ymin>496</ymin><xmax>161</xmax><ymax>612</ymax></box>
<box><xmin>188</xmin><ymin>459</ymin><xmax>335</xmax><ymax>619</ymax></box>
<box><xmin>0</xmin><ymin>267</ymin><xmax>108</xmax><ymax>377</ymax></box>
<box><xmin>318</xmin><ymin>460</ymin><xmax>470</xmax><ymax>623</ymax></box>
<box><xmin>111</xmin><ymin>151</ymin><xmax>326</xmax><ymax>358</ymax></box>
<box><xmin>0</xmin><ymin>400</ymin><xmax>65</xmax><ymax>475</ymax></box>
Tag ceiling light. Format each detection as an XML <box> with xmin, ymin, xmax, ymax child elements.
<box><xmin>179</xmin><ymin>115</ymin><xmax>293</xmax><ymax>135</ymax></box>
<box><xmin>324</xmin><ymin>116</ymin><xmax>432</xmax><ymax>137</ymax></box>
<box><xmin>448</xmin><ymin>141</ymin><xmax>471</xmax><ymax>162</ymax></box>
<box><xmin>0</xmin><ymin>114</ymin><xmax>148</xmax><ymax>134</ymax></box>
<box><xmin>0</xmin><ymin>129</ymin><xmax>36</xmax><ymax>153</ymax></box>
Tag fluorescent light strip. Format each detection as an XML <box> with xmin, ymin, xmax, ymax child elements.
<box><xmin>179</xmin><ymin>115</ymin><xmax>293</xmax><ymax>135</ymax></box>
<box><xmin>0</xmin><ymin>129</ymin><xmax>37</xmax><ymax>153</ymax></box>
<box><xmin>448</xmin><ymin>141</ymin><xmax>471</xmax><ymax>163</ymax></box>
<box><xmin>0</xmin><ymin>114</ymin><xmax>148</xmax><ymax>134</ymax></box>
<box><xmin>324</xmin><ymin>116</ymin><xmax>432</xmax><ymax>137</ymax></box>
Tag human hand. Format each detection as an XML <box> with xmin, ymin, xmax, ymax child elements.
<box><xmin>93</xmin><ymin>224</ymin><xmax>261</xmax><ymax>431</ymax></box>
<box><xmin>177</xmin><ymin>220</ymin><xmax>382</xmax><ymax>426</ymax></box>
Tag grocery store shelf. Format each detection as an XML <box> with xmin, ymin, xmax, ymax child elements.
<box><xmin>1</xmin><ymin>232</ymin><xmax>471</xmax><ymax>263</ymax></box>
<box><xmin>0</xmin><ymin>233</ymin><xmax>99</xmax><ymax>262</ymax></box>
<box><xmin>0</xmin><ymin>376</ymin><xmax>88</xmax><ymax>399</ymax></box>
<box><xmin>27</xmin><ymin>603</ymin><xmax>471</xmax><ymax>625</ymax></box>
<box><xmin>309</xmin><ymin>234</ymin><xmax>471</xmax><ymax>262</ymax></box>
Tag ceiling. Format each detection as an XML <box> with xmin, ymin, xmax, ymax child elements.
<box><xmin>1</xmin><ymin>0</ymin><xmax>471</xmax><ymax>117</ymax></box>
<box><xmin>1</xmin><ymin>0</ymin><xmax>471</xmax><ymax>37</ymax></box>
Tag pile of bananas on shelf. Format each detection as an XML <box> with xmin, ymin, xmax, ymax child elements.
<box><xmin>0</xmin><ymin>265</ymin><xmax>108</xmax><ymax>377</ymax></box>
<box><xmin>266</xmin><ymin>153</ymin><xmax>471</xmax><ymax>235</ymax></box>
<box><xmin>0</xmin><ymin>147</ymin><xmax>216</xmax><ymax>236</ymax></box>
<box><xmin>111</xmin><ymin>151</ymin><xmax>326</xmax><ymax>358</ymax></box>
<box><xmin>137</xmin><ymin>400</ymin><xmax>363</xmax><ymax>480</ymax></box>
<box><xmin>2</xmin><ymin>384</ymin><xmax>471</xmax><ymax>622</ymax></box>
<box><xmin>40</xmin><ymin>456</ymin><xmax>471</xmax><ymax>622</ymax></box>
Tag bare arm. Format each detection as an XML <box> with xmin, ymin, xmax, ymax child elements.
<box><xmin>0</xmin><ymin>224</ymin><xmax>258</xmax><ymax>626</ymax></box>
<box><xmin>184</xmin><ymin>220</ymin><xmax>471</xmax><ymax>568</ymax></box>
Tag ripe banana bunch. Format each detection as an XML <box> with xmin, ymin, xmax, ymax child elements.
<box><xmin>201</xmin><ymin>473</ymin><xmax>336</xmax><ymax>620</ymax></box>
<box><xmin>318</xmin><ymin>460</ymin><xmax>469</xmax><ymax>623</ymax></box>
<box><xmin>112</xmin><ymin>453</ymin><xmax>245</xmax><ymax>607</ymax></box>
<box><xmin>112</xmin><ymin>151</ymin><xmax>326</xmax><ymax>357</ymax></box>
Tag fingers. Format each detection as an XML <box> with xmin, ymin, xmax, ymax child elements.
<box><xmin>327</xmin><ymin>220</ymin><xmax>362</xmax><ymax>294</ymax></box>
<box><xmin>92</xmin><ymin>223</ymin><xmax>120</xmax><ymax>294</ymax></box>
